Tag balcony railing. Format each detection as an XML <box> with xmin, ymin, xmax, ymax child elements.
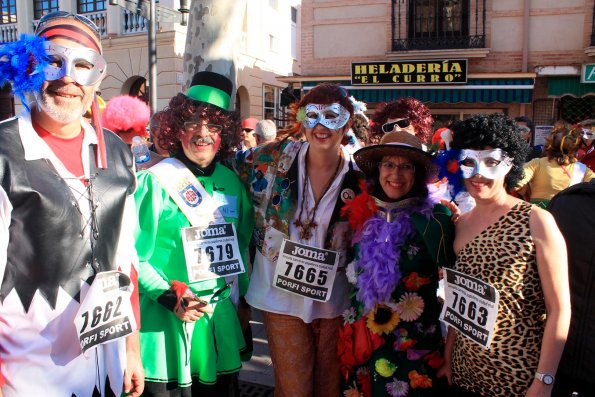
<box><xmin>392</xmin><ymin>0</ymin><xmax>486</xmax><ymax>52</ymax></box>
<box><xmin>79</xmin><ymin>11</ymin><xmax>108</xmax><ymax>37</ymax></box>
<box><xmin>0</xmin><ymin>23</ymin><xmax>18</xmax><ymax>43</ymax></box>
<box><xmin>122</xmin><ymin>9</ymin><xmax>149</xmax><ymax>34</ymax></box>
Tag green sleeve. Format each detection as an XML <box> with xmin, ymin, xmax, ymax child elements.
<box><xmin>133</xmin><ymin>171</ymin><xmax>172</xmax><ymax>301</ymax></box>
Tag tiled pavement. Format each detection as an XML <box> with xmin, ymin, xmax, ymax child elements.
<box><xmin>239</xmin><ymin>309</ymin><xmax>275</xmax><ymax>396</ymax></box>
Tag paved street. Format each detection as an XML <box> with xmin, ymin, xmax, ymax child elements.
<box><xmin>239</xmin><ymin>309</ymin><xmax>275</xmax><ymax>396</ymax></box>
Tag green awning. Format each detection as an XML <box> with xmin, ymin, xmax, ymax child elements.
<box><xmin>303</xmin><ymin>79</ymin><xmax>534</xmax><ymax>104</ymax></box>
<box><xmin>547</xmin><ymin>77</ymin><xmax>595</xmax><ymax>97</ymax></box>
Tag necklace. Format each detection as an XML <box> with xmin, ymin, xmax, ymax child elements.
<box><xmin>294</xmin><ymin>150</ymin><xmax>343</xmax><ymax>240</ymax></box>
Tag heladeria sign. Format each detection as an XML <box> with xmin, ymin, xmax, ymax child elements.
<box><xmin>351</xmin><ymin>59</ymin><xmax>468</xmax><ymax>85</ymax></box>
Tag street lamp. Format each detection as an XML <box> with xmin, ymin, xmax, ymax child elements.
<box><xmin>178</xmin><ymin>0</ymin><xmax>190</xmax><ymax>27</ymax></box>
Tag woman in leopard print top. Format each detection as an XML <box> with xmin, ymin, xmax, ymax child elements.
<box><xmin>438</xmin><ymin>114</ymin><xmax>571</xmax><ymax>397</ymax></box>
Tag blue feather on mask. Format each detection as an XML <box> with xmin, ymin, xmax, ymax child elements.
<box><xmin>0</xmin><ymin>34</ymin><xmax>49</xmax><ymax>111</ymax></box>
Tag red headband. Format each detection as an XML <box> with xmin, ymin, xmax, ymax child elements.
<box><xmin>38</xmin><ymin>24</ymin><xmax>101</xmax><ymax>54</ymax></box>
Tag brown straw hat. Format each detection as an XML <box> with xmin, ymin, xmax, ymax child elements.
<box><xmin>353</xmin><ymin>131</ymin><xmax>435</xmax><ymax>180</ymax></box>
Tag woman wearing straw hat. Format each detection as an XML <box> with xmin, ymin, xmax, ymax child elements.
<box><xmin>339</xmin><ymin>131</ymin><xmax>455</xmax><ymax>396</ymax></box>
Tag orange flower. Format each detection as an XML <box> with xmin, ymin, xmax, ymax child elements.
<box><xmin>343</xmin><ymin>385</ymin><xmax>363</xmax><ymax>397</ymax></box>
<box><xmin>402</xmin><ymin>272</ymin><xmax>431</xmax><ymax>291</ymax></box>
<box><xmin>447</xmin><ymin>159</ymin><xmax>459</xmax><ymax>174</ymax></box>
<box><xmin>408</xmin><ymin>371</ymin><xmax>433</xmax><ymax>389</ymax></box>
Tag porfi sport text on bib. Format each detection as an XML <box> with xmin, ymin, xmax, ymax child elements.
<box><xmin>75</xmin><ymin>271</ymin><xmax>137</xmax><ymax>355</ymax></box>
<box><xmin>440</xmin><ymin>268</ymin><xmax>500</xmax><ymax>349</ymax></box>
<box><xmin>272</xmin><ymin>239</ymin><xmax>339</xmax><ymax>302</ymax></box>
<box><xmin>182</xmin><ymin>222</ymin><xmax>245</xmax><ymax>282</ymax></box>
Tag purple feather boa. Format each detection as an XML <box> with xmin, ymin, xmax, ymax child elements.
<box><xmin>355</xmin><ymin>195</ymin><xmax>437</xmax><ymax>312</ymax></box>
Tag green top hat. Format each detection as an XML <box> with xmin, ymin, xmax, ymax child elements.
<box><xmin>186</xmin><ymin>71</ymin><xmax>233</xmax><ymax>110</ymax></box>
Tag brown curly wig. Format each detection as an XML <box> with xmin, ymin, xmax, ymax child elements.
<box><xmin>157</xmin><ymin>93</ymin><xmax>241</xmax><ymax>160</ymax></box>
<box><xmin>351</xmin><ymin>113</ymin><xmax>370</xmax><ymax>145</ymax></box>
<box><xmin>544</xmin><ymin>125</ymin><xmax>582</xmax><ymax>166</ymax></box>
<box><xmin>370</xmin><ymin>97</ymin><xmax>433</xmax><ymax>143</ymax></box>
<box><xmin>277</xmin><ymin>83</ymin><xmax>355</xmax><ymax>140</ymax></box>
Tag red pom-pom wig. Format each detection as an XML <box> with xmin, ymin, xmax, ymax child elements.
<box><xmin>102</xmin><ymin>95</ymin><xmax>151</xmax><ymax>143</ymax></box>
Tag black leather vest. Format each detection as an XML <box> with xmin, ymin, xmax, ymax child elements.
<box><xmin>0</xmin><ymin>118</ymin><xmax>135</xmax><ymax>311</ymax></box>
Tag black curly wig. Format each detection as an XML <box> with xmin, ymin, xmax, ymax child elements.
<box><xmin>157</xmin><ymin>93</ymin><xmax>241</xmax><ymax>160</ymax></box>
<box><xmin>451</xmin><ymin>113</ymin><xmax>529</xmax><ymax>190</ymax></box>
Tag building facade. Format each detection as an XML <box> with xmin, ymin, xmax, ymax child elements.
<box><xmin>0</xmin><ymin>0</ymin><xmax>301</xmax><ymax>124</ymax></box>
<box><xmin>283</xmin><ymin>0</ymin><xmax>594</xmax><ymax>139</ymax></box>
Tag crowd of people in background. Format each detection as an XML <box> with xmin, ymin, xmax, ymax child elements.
<box><xmin>0</xmin><ymin>11</ymin><xmax>593</xmax><ymax>397</ymax></box>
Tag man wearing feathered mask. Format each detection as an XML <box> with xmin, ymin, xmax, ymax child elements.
<box><xmin>0</xmin><ymin>12</ymin><xmax>143</xmax><ymax>397</ymax></box>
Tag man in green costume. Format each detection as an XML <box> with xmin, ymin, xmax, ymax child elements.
<box><xmin>134</xmin><ymin>71</ymin><xmax>254</xmax><ymax>397</ymax></box>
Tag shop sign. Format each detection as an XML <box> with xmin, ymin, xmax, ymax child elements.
<box><xmin>581</xmin><ymin>64</ymin><xmax>595</xmax><ymax>83</ymax></box>
<box><xmin>351</xmin><ymin>59</ymin><xmax>467</xmax><ymax>86</ymax></box>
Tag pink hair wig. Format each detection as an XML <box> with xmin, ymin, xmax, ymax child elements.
<box><xmin>102</xmin><ymin>95</ymin><xmax>150</xmax><ymax>137</ymax></box>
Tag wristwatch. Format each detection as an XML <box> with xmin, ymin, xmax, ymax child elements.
<box><xmin>535</xmin><ymin>372</ymin><xmax>555</xmax><ymax>385</ymax></box>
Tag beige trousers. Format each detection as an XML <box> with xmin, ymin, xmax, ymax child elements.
<box><xmin>262</xmin><ymin>311</ymin><xmax>342</xmax><ymax>397</ymax></box>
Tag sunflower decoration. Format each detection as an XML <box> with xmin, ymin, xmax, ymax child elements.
<box><xmin>396</xmin><ymin>292</ymin><xmax>425</xmax><ymax>322</ymax></box>
<box><xmin>375</xmin><ymin>358</ymin><xmax>397</xmax><ymax>378</ymax></box>
<box><xmin>367</xmin><ymin>304</ymin><xmax>400</xmax><ymax>335</ymax></box>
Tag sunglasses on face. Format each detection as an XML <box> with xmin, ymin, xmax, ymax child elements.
<box><xmin>381</xmin><ymin>119</ymin><xmax>411</xmax><ymax>133</ymax></box>
<box><xmin>36</xmin><ymin>11</ymin><xmax>100</xmax><ymax>36</ymax></box>
<box><xmin>243</xmin><ymin>128</ymin><xmax>254</xmax><ymax>133</ymax></box>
